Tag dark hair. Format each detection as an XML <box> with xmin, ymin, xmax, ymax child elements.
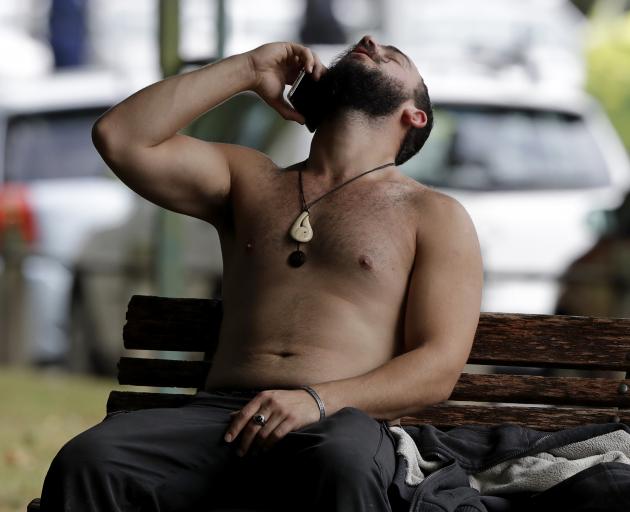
<box><xmin>395</xmin><ymin>77</ymin><xmax>433</xmax><ymax>166</ymax></box>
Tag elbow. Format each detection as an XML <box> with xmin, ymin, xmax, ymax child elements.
<box><xmin>92</xmin><ymin>113</ymin><xmax>131</xmax><ymax>166</ymax></box>
<box><xmin>435</xmin><ymin>370</ymin><xmax>461</xmax><ymax>405</ymax></box>
<box><xmin>91</xmin><ymin>116</ymin><xmax>132</xmax><ymax>180</ymax></box>
<box><xmin>404</xmin><ymin>380</ymin><xmax>454</xmax><ymax>419</ymax></box>
<box><xmin>437</xmin><ymin>382</ymin><xmax>455</xmax><ymax>404</ymax></box>
<box><xmin>92</xmin><ymin>116</ymin><xmax>115</xmax><ymax>157</ymax></box>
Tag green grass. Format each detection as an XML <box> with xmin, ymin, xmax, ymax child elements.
<box><xmin>0</xmin><ymin>366</ymin><xmax>117</xmax><ymax>512</ymax></box>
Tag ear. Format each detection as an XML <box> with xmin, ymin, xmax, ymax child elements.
<box><xmin>401</xmin><ymin>105</ymin><xmax>428</xmax><ymax>129</ymax></box>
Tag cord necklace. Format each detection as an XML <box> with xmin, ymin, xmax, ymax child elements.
<box><xmin>288</xmin><ymin>160</ymin><xmax>395</xmax><ymax>267</ymax></box>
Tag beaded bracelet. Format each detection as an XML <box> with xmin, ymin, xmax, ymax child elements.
<box><xmin>300</xmin><ymin>385</ymin><xmax>326</xmax><ymax>421</ymax></box>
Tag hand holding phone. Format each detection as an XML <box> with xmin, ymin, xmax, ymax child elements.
<box><xmin>287</xmin><ymin>68</ymin><xmax>328</xmax><ymax>133</ymax></box>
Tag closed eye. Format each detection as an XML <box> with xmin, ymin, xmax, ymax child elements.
<box><xmin>384</xmin><ymin>52</ymin><xmax>402</xmax><ymax>67</ymax></box>
<box><xmin>383</xmin><ymin>45</ymin><xmax>409</xmax><ymax>68</ymax></box>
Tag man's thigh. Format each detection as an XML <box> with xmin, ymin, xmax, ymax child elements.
<box><xmin>249</xmin><ymin>406</ymin><xmax>397</xmax><ymax>509</ymax></box>
<box><xmin>42</xmin><ymin>390</ymin><xmax>261</xmax><ymax>510</ymax></box>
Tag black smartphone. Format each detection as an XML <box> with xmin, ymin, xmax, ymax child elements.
<box><xmin>287</xmin><ymin>69</ymin><xmax>327</xmax><ymax>133</ymax></box>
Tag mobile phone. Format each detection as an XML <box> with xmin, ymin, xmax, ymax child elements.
<box><xmin>287</xmin><ymin>69</ymin><xmax>326</xmax><ymax>133</ymax></box>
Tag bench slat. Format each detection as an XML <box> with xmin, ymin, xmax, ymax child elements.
<box><xmin>117</xmin><ymin>359</ymin><xmax>630</xmax><ymax>408</ymax></box>
<box><xmin>123</xmin><ymin>320</ymin><xmax>219</xmax><ymax>353</ymax></box>
<box><xmin>401</xmin><ymin>403</ymin><xmax>629</xmax><ymax>431</ymax></box>
<box><xmin>107</xmin><ymin>390</ymin><xmax>195</xmax><ymax>413</ymax></box>
<box><xmin>451</xmin><ymin>373</ymin><xmax>630</xmax><ymax>407</ymax></box>
<box><xmin>118</xmin><ymin>358</ymin><xmax>210</xmax><ymax>388</ymax></box>
<box><xmin>471</xmin><ymin>313</ymin><xmax>630</xmax><ymax>371</ymax></box>
<box><xmin>126</xmin><ymin>295</ymin><xmax>222</xmax><ymax>322</ymax></box>
<box><xmin>122</xmin><ymin>296</ymin><xmax>630</xmax><ymax>371</ymax></box>
<box><xmin>108</xmin><ymin>391</ymin><xmax>629</xmax><ymax>432</ymax></box>
<box><xmin>124</xmin><ymin>295</ymin><xmax>222</xmax><ymax>354</ymax></box>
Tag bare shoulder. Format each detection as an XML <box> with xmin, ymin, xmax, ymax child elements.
<box><xmin>213</xmin><ymin>142</ymin><xmax>277</xmax><ymax>177</ymax></box>
<box><xmin>398</xmin><ymin>178</ymin><xmax>474</xmax><ymax>233</ymax></box>
<box><xmin>422</xmin><ymin>188</ymin><xmax>473</xmax><ymax>225</ymax></box>
<box><xmin>392</xmin><ymin>176</ymin><xmax>480</xmax><ymax>259</ymax></box>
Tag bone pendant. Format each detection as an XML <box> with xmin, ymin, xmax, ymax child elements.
<box><xmin>290</xmin><ymin>211</ymin><xmax>313</xmax><ymax>243</ymax></box>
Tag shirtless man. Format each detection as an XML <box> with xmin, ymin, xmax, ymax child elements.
<box><xmin>40</xmin><ymin>35</ymin><xmax>483</xmax><ymax>511</ymax></box>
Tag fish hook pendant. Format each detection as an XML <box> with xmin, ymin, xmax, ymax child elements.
<box><xmin>290</xmin><ymin>210</ymin><xmax>313</xmax><ymax>243</ymax></box>
<box><xmin>288</xmin><ymin>210</ymin><xmax>312</xmax><ymax>267</ymax></box>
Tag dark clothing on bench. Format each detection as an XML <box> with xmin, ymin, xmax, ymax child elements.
<box><xmin>392</xmin><ymin>421</ymin><xmax>630</xmax><ymax>512</ymax></box>
<box><xmin>39</xmin><ymin>388</ymin><xmax>399</xmax><ymax>512</ymax></box>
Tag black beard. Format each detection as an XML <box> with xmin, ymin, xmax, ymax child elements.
<box><xmin>317</xmin><ymin>48</ymin><xmax>409</xmax><ymax>120</ymax></box>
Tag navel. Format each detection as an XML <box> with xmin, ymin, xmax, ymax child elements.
<box><xmin>358</xmin><ymin>254</ymin><xmax>373</xmax><ymax>270</ymax></box>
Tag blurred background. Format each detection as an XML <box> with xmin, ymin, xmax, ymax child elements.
<box><xmin>2</xmin><ymin>0</ymin><xmax>630</xmax><ymax>509</ymax></box>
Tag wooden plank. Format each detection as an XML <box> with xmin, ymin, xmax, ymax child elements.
<box><xmin>471</xmin><ymin>313</ymin><xmax>630</xmax><ymax>371</ymax></box>
<box><xmin>122</xmin><ymin>296</ymin><xmax>630</xmax><ymax>370</ymax></box>
<box><xmin>126</xmin><ymin>295</ymin><xmax>222</xmax><ymax>323</ymax></box>
<box><xmin>123</xmin><ymin>319</ymin><xmax>220</xmax><ymax>354</ymax></box>
<box><xmin>124</xmin><ymin>295</ymin><xmax>222</xmax><ymax>353</ymax></box>
<box><xmin>450</xmin><ymin>373</ymin><xmax>630</xmax><ymax>407</ymax></box>
<box><xmin>107</xmin><ymin>390</ymin><xmax>195</xmax><ymax>413</ymax></box>
<box><xmin>108</xmin><ymin>391</ymin><xmax>630</xmax><ymax>432</ymax></box>
<box><xmin>401</xmin><ymin>403</ymin><xmax>630</xmax><ymax>431</ymax></box>
<box><xmin>117</xmin><ymin>356</ymin><xmax>630</xmax><ymax>408</ymax></box>
<box><xmin>117</xmin><ymin>358</ymin><xmax>210</xmax><ymax>388</ymax></box>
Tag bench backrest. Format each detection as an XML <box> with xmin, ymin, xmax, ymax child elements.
<box><xmin>108</xmin><ymin>295</ymin><xmax>630</xmax><ymax>431</ymax></box>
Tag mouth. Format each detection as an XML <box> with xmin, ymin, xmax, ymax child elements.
<box><xmin>351</xmin><ymin>46</ymin><xmax>373</xmax><ymax>61</ymax></box>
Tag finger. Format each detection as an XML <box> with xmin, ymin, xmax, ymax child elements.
<box><xmin>251</xmin><ymin>412</ymin><xmax>287</xmax><ymax>455</ymax></box>
<box><xmin>295</xmin><ymin>45</ymin><xmax>315</xmax><ymax>74</ymax></box>
<box><xmin>224</xmin><ymin>397</ymin><xmax>264</xmax><ymax>443</ymax></box>
<box><xmin>238</xmin><ymin>410</ymin><xmax>272</xmax><ymax>456</ymax></box>
<box><xmin>260</xmin><ymin>417</ymin><xmax>295</xmax><ymax>453</ymax></box>
<box><xmin>269</xmin><ymin>96</ymin><xmax>305</xmax><ymax>124</ymax></box>
<box><xmin>223</xmin><ymin>410</ymin><xmax>241</xmax><ymax>442</ymax></box>
<box><xmin>312</xmin><ymin>55</ymin><xmax>327</xmax><ymax>81</ymax></box>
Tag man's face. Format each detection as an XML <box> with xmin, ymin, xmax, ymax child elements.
<box><xmin>318</xmin><ymin>35</ymin><xmax>419</xmax><ymax>120</ymax></box>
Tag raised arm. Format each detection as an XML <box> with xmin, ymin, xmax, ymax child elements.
<box><xmin>92</xmin><ymin>43</ymin><xmax>327</xmax><ymax>228</ymax></box>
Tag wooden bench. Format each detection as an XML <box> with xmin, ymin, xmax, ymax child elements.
<box><xmin>28</xmin><ymin>294</ymin><xmax>630</xmax><ymax>511</ymax></box>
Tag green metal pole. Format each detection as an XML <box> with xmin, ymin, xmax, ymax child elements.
<box><xmin>217</xmin><ymin>0</ymin><xmax>226</xmax><ymax>59</ymax></box>
<box><xmin>154</xmin><ymin>0</ymin><xmax>228</xmax><ymax>302</ymax></box>
<box><xmin>156</xmin><ymin>0</ymin><xmax>184</xmax><ymax>300</ymax></box>
<box><xmin>159</xmin><ymin>0</ymin><xmax>182</xmax><ymax>77</ymax></box>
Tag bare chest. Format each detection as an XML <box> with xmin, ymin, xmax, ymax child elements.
<box><xmin>227</xmin><ymin>167</ymin><xmax>418</xmax><ymax>279</ymax></box>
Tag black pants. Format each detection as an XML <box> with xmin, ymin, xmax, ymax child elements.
<box><xmin>40</xmin><ymin>389</ymin><xmax>398</xmax><ymax>511</ymax></box>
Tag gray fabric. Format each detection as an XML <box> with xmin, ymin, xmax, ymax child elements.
<box><xmin>469</xmin><ymin>429</ymin><xmax>630</xmax><ymax>494</ymax></box>
<box><xmin>387</xmin><ymin>421</ymin><xmax>630</xmax><ymax>511</ymax></box>
<box><xmin>389</xmin><ymin>426</ymin><xmax>630</xmax><ymax>494</ymax></box>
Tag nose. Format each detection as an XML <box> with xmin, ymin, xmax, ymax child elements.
<box><xmin>359</xmin><ymin>34</ymin><xmax>377</xmax><ymax>51</ymax></box>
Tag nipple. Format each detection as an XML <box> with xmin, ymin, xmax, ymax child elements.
<box><xmin>359</xmin><ymin>254</ymin><xmax>373</xmax><ymax>270</ymax></box>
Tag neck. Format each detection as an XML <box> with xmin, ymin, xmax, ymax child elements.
<box><xmin>305</xmin><ymin>110</ymin><xmax>400</xmax><ymax>183</ymax></box>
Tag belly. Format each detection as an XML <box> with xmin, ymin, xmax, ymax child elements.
<box><xmin>204</xmin><ymin>291</ymin><xmax>401</xmax><ymax>390</ymax></box>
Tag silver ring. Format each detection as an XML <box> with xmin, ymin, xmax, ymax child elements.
<box><xmin>252</xmin><ymin>413</ymin><xmax>266</xmax><ymax>426</ymax></box>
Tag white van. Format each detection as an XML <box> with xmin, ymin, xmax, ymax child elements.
<box><xmin>0</xmin><ymin>70</ymin><xmax>136</xmax><ymax>363</ymax></box>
